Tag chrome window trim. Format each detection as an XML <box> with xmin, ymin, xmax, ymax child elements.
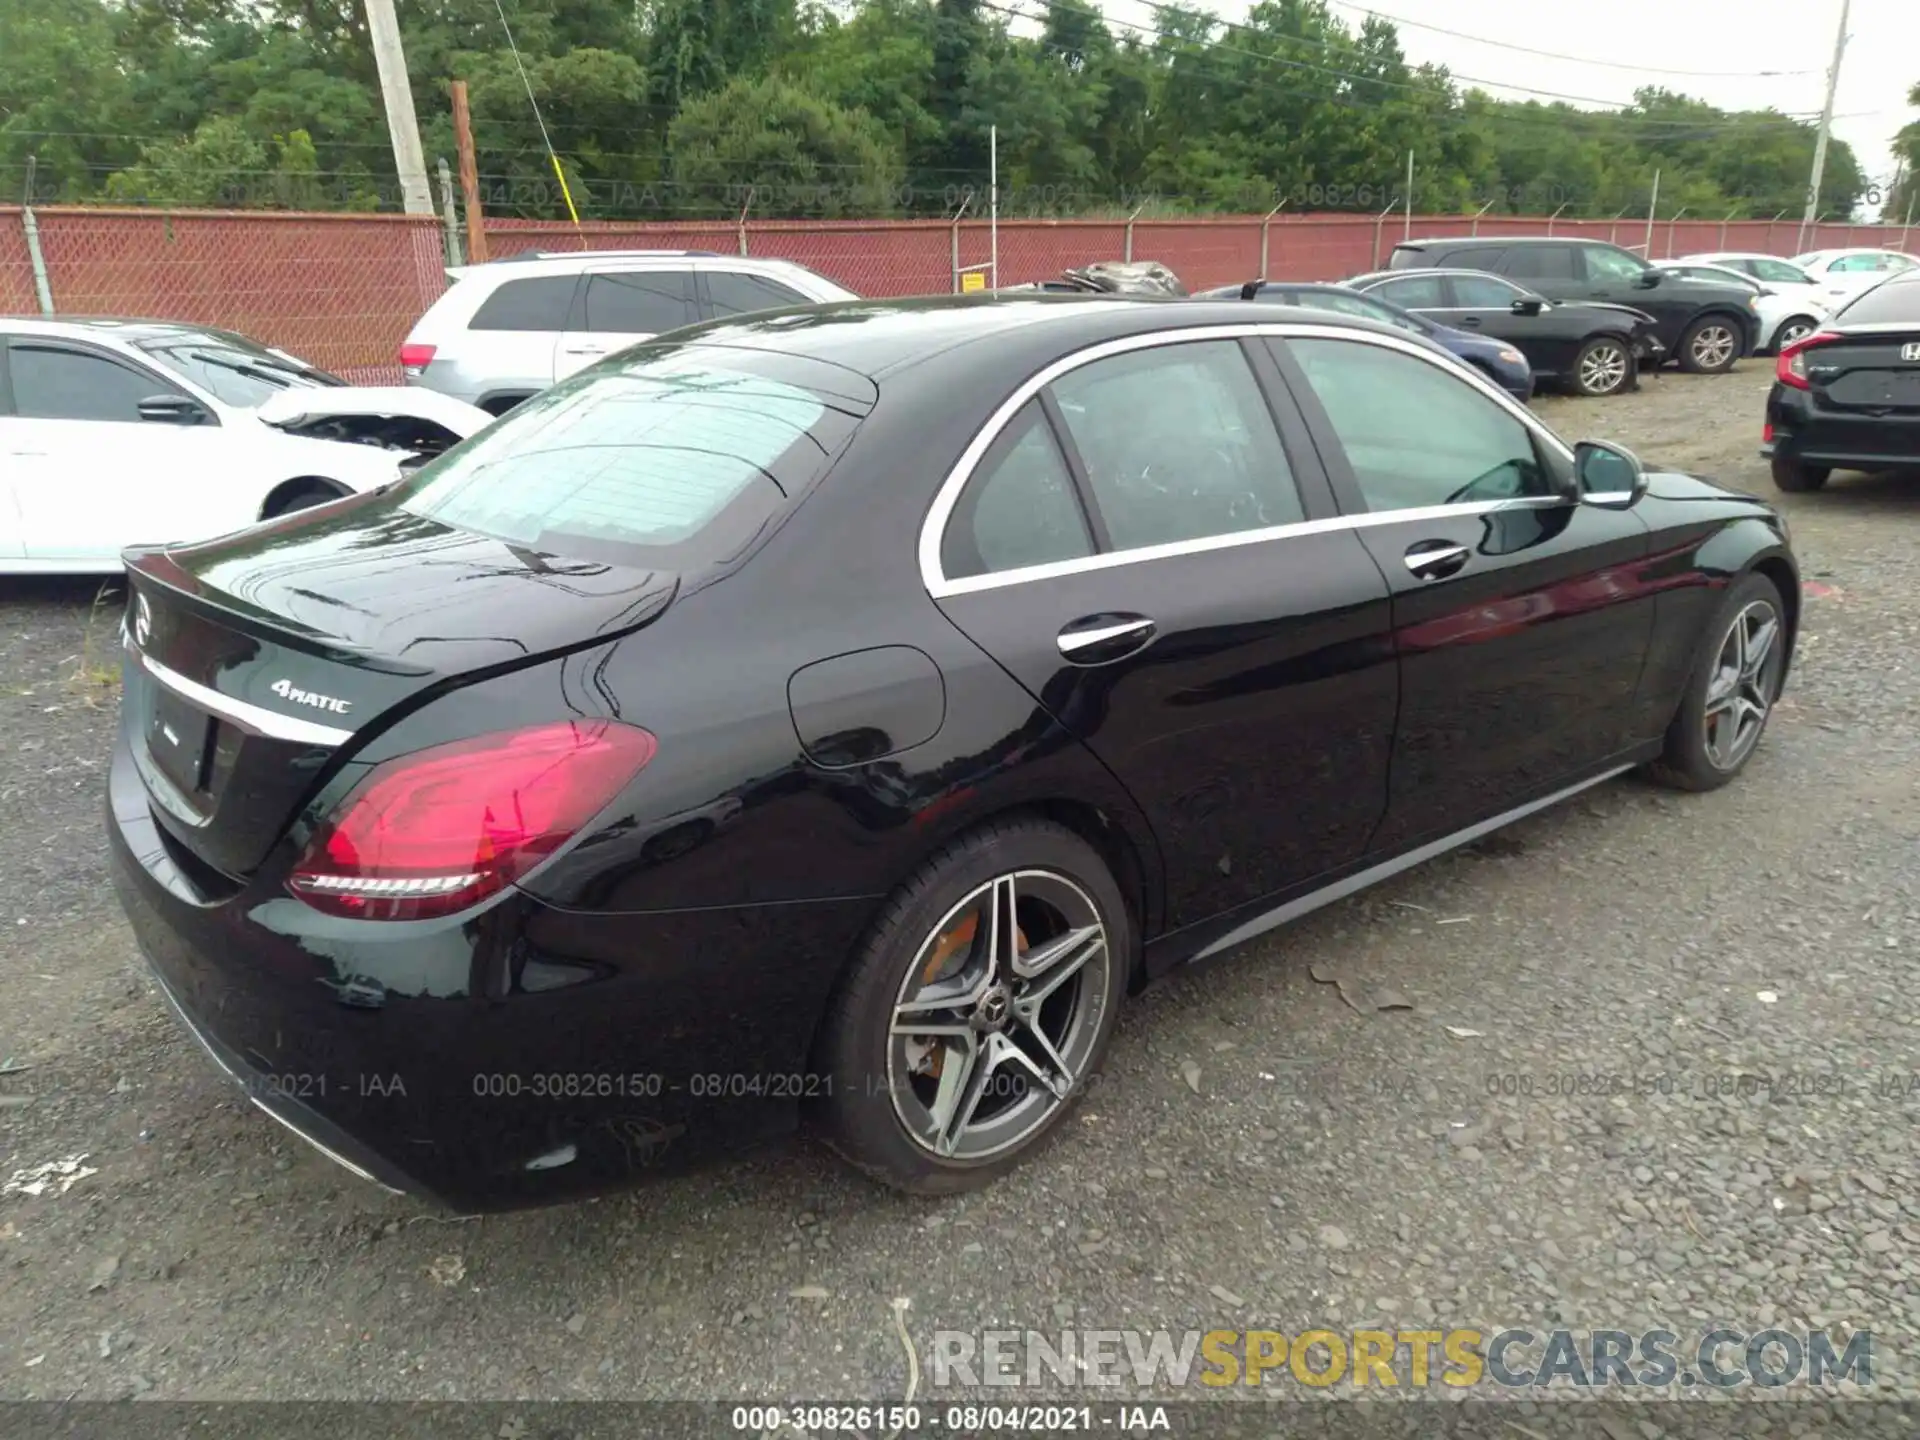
<box><xmin>129</xmin><ymin>642</ymin><xmax>355</xmax><ymax>748</ymax></box>
<box><xmin>920</xmin><ymin>321</ymin><xmax>1576</xmax><ymax>599</ymax></box>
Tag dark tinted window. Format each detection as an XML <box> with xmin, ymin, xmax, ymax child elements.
<box><xmin>1439</xmin><ymin>247</ymin><xmax>1505</xmax><ymax>270</ymax></box>
<box><xmin>1502</xmin><ymin>246</ymin><xmax>1577</xmax><ymax>280</ymax></box>
<box><xmin>1451</xmin><ymin>274</ymin><xmax>1525</xmax><ymax>307</ymax></box>
<box><xmin>468</xmin><ymin>275</ymin><xmax>580</xmax><ymax>332</ymax></box>
<box><xmin>1294</xmin><ymin>290</ymin><xmax>1424</xmax><ymax>332</ymax></box>
<box><xmin>1288</xmin><ymin>337</ymin><xmax>1551</xmax><ymax>512</ymax></box>
<box><xmin>1834</xmin><ymin>277</ymin><xmax>1920</xmax><ymax>325</ymax></box>
<box><xmin>9</xmin><ymin>344</ymin><xmax>172</xmax><ymax>422</ymax></box>
<box><xmin>1386</xmin><ymin>246</ymin><xmax>1430</xmax><ymax>270</ymax></box>
<box><xmin>942</xmin><ymin>403</ymin><xmax>1093</xmax><ymax>580</ymax></box>
<box><xmin>1367</xmin><ymin>275</ymin><xmax>1448</xmax><ymax>310</ymax></box>
<box><xmin>1582</xmin><ymin>245</ymin><xmax>1651</xmax><ymax>283</ymax></box>
<box><xmin>581</xmin><ymin>271</ymin><xmax>695</xmax><ymax>334</ymax></box>
<box><xmin>399</xmin><ymin>347</ymin><xmax>847</xmax><ymax>567</ymax></box>
<box><xmin>1750</xmin><ymin>258</ymin><xmax>1813</xmax><ymax>285</ymax></box>
<box><xmin>1051</xmin><ymin>340</ymin><xmax>1305</xmax><ymax>550</ymax></box>
<box><xmin>705</xmin><ymin>272</ymin><xmax>810</xmax><ymax>318</ymax></box>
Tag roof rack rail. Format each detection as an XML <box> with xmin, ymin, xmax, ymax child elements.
<box><xmin>481</xmin><ymin>248</ymin><xmax>722</xmax><ymax>264</ymax></box>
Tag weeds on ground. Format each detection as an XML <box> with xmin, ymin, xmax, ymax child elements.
<box><xmin>66</xmin><ymin>581</ymin><xmax>124</xmax><ymax>706</ymax></box>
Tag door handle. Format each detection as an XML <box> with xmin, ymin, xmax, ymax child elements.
<box><xmin>563</xmin><ymin>344</ymin><xmax>608</xmax><ymax>356</ymax></box>
<box><xmin>1458</xmin><ymin>316</ymin><xmax>1482</xmax><ymax>328</ymax></box>
<box><xmin>1404</xmin><ymin>540</ymin><xmax>1471</xmax><ymax>581</ymax></box>
<box><xmin>1057</xmin><ymin>614</ymin><xmax>1156</xmax><ymax>663</ymax></box>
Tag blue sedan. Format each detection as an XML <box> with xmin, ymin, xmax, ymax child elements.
<box><xmin>1192</xmin><ymin>280</ymin><xmax>1535</xmax><ymax>401</ymax></box>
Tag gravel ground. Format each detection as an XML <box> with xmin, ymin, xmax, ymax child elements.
<box><xmin>2</xmin><ymin>365</ymin><xmax>1918</xmax><ymax>1417</ymax></box>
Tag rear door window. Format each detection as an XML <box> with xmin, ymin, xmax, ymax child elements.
<box><xmin>1366</xmin><ymin>275</ymin><xmax>1448</xmax><ymax>310</ymax></box>
<box><xmin>704</xmin><ymin>272</ymin><xmax>812</xmax><ymax>319</ymax></box>
<box><xmin>580</xmin><ymin>271</ymin><xmax>696</xmax><ymax>334</ymax></box>
<box><xmin>1439</xmin><ymin>247</ymin><xmax>1505</xmax><ymax>270</ymax></box>
<box><xmin>398</xmin><ymin>346</ymin><xmax>858</xmax><ymax>566</ymax></box>
<box><xmin>1049</xmin><ymin>340</ymin><xmax>1305</xmax><ymax>550</ymax></box>
<box><xmin>468</xmin><ymin>276</ymin><xmax>582</xmax><ymax>332</ymax></box>
<box><xmin>1502</xmin><ymin>246</ymin><xmax>1577</xmax><ymax>281</ymax></box>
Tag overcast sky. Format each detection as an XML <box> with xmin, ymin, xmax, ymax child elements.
<box><xmin>1098</xmin><ymin>0</ymin><xmax>1915</xmax><ymax>200</ymax></box>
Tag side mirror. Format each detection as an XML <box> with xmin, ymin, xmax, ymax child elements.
<box><xmin>138</xmin><ymin>394</ymin><xmax>209</xmax><ymax>425</ymax></box>
<box><xmin>1510</xmin><ymin>297</ymin><xmax>1544</xmax><ymax>316</ymax></box>
<box><xmin>1575</xmin><ymin>439</ymin><xmax>1648</xmax><ymax>509</ymax></box>
<box><xmin>1635</xmin><ymin>270</ymin><xmax>1663</xmax><ymax>289</ymax></box>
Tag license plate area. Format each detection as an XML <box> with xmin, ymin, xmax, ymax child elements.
<box><xmin>147</xmin><ymin>686</ymin><xmax>215</xmax><ymax>801</ymax></box>
<box><xmin>1829</xmin><ymin>371</ymin><xmax>1920</xmax><ymax>409</ymax></box>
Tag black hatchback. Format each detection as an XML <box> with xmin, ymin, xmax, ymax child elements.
<box><xmin>1764</xmin><ymin>270</ymin><xmax>1920</xmax><ymax>492</ymax></box>
<box><xmin>108</xmin><ymin>296</ymin><xmax>1800</xmax><ymax>1210</ymax></box>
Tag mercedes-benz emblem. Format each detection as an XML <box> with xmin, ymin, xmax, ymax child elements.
<box><xmin>973</xmin><ymin>986</ymin><xmax>1012</xmax><ymax>1031</ymax></box>
<box><xmin>132</xmin><ymin>593</ymin><xmax>152</xmax><ymax>648</ymax></box>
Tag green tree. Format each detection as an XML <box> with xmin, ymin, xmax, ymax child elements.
<box><xmin>668</xmin><ymin>74</ymin><xmax>903</xmax><ymax>216</ymax></box>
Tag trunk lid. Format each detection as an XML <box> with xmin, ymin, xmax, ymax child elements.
<box><xmin>1804</xmin><ymin>326</ymin><xmax>1920</xmax><ymax>413</ymax></box>
<box><xmin>121</xmin><ymin>499</ymin><xmax>677</xmax><ymax>878</ymax></box>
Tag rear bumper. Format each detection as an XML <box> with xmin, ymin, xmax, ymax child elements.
<box><xmin>1766</xmin><ymin>384</ymin><xmax>1920</xmax><ymax>470</ymax></box>
<box><xmin>105</xmin><ymin>722</ymin><xmax>875</xmax><ymax>1211</ymax></box>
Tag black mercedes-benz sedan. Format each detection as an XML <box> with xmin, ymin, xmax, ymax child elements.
<box><xmin>108</xmin><ymin>296</ymin><xmax>1800</xmax><ymax>1211</ymax></box>
<box><xmin>1763</xmin><ymin>269</ymin><xmax>1920</xmax><ymax>492</ymax></box>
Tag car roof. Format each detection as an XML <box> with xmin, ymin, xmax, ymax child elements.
<box><xmin>0</xmin><ymin>315</ymin><xmax>269</xmax><ymax>348</ymax></box>
<box><xmin>651</xmin><ymin>293</ymin><xmax>1411</xmax><ymax>382</ymax></box>
<box><xmin>447</xmin><ymin>250</ymin><xmax>823</xmax><ymax>282</ymax></box>
<box><xmin>1350</xmin><ymin>268</ymin><xmax>1525</xmax><ymax>285</ymax></box>
<box><xmin>1395</xmin><ymin>235</ymin><xmax>1620</xmax><ymax>248</ymax></box>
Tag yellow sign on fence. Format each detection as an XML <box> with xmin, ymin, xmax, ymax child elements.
<box><xmin>960</xmin><ymin>271</ymin><xmax>986</xmax><ymax>292</ymax></box>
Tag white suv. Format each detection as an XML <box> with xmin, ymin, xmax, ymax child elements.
<box><xmin>399</xmin><ymin>250</ymin><xmax>860</xmax><ymax>414</ymax></box>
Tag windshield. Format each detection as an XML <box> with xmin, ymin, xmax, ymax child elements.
<box><xmin>395</xmin><ymin>345</ymin><xmax>854</xmax><ymax>568</ymax></box>
<box><xmin>139</xmin><ymin>338</ymin><xmax>339</xmax><ymax>408</ymax></box>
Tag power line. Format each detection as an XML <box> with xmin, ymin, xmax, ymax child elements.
<box><xmin>1321</xmin><ymin>0</ymin><xmax>1818</xmax><ymax>79</ymax></box>
<box><xmin>991</xmin><ymin>0</ymin><xmax>1811</xmax><ymax>111</ymax></box>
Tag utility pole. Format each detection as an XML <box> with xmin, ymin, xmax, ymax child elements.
<box><xmin>365</xmin><ymin>0</ymin><xmax>434</xmax><ymax>215</ymax></box>
<box><xmin>1802</xmin><ymin>0</ymin><xmax>1850</xmax><ymax>236</ymax></box>
<box><xmin>451</xmin><ymin>80</ymin><xmax>488</xmax><ymax>262</ymax></box>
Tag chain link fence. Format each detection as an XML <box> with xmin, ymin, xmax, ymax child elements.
<box><xmin>6</xmin><ymin>205</ymin><xmax>1917</xmax><ymax>383</ymax></box>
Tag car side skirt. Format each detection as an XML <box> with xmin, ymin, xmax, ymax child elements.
<box><xmin>1144</xmin><ymin>749</ymin><xmax>1657</xmax><ymax>978</ymax></box>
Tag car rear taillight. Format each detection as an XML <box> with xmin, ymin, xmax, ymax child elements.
<box><xmin>1776</xmin><ymin>330</ymin><xmax>1839</xmax><ymax>390</ymax></box>
<box><xmin>288</xmin><ymin>720</ymin><xmax>657</xmax><ymax>920</ymax></box>
<box><xmin>399</xmin><ymin>342</ymin><xmax>436</xmax><ymax>376</ymax></box>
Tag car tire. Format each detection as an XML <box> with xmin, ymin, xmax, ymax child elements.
<box><xmin>260</xmin><ymin>480</ymin><xmax>346</xmax><ymax>519</ymax></box>
<box><xmin>1678</xmin><ymin>315</ymin><xmax>1742</xmax><ymax>374</ymax></box>
<box><xmin>812</xmin><ymin>818</ymin><xmax>1130</xmax><ymax>1195</ymax></box>
<box><xmin>1648</xmin><ymin>571</ymin><xmax>1789</xmax><ymax>793</ymax></box>
<box><xmin>1772</xmin><ymin>315</ymin><xmax>1820</xmax><ymax>353</ymax></box>
<box><xmin>1572</xmin><ymin>337</ymin><xmax>1635</xmax><ymax>396</ymax></box>
<box><xmin>1769</xmin><ymin>452</ymin><xmax>1830</xmax><ymax>492</ymax></box>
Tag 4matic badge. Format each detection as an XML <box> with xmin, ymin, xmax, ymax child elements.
<box><xmin>269</xmin><ymin>679</ymin><xmax>353</xmax><ymax>715</ymax></box>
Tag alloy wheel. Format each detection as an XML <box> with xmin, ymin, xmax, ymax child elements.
<box><xmin>1690</xmin><ymin>324</ymin><xmax>1737</xmax><ymax>370</ymax></box>
<box><xmin>887</xmin><ymin>869</ymin><xmax>1111</xmax><ymax>1161</ymax></box>
<box><xmin>1776</xmin><ymin>318</ymin><xmax>1816</xmax><ymax>350</ymax></box>
<box><xmin>1703</xmin><ymin>600</ymin><xmax>1783</xmax><ymax>771</ymax></box>
<box><xmin>1580</xmin><ymin>343</ymin><xmax>1628</xmax><ymax>395</ymax></box>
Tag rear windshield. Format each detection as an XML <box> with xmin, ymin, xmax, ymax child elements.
<box><xmin>1834</xmin><ymin>279</ymin><xmax>1920</xmax><ymax>326</ymax></box>
<box><xmin>396</xmin><ymin>346</ymin><xmax>857</xmax><ymax>567</ymax></box>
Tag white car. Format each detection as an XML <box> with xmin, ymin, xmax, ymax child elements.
<box><xmin>1658</xmin><ymin>260</ymin><xmax>1829</xmax><ymax>353</ymax></box>
<box><xmin>1789</xmin><ymin>248</ymin><xmax>1920</xmax><ymax>302</ymax></box>
<box><xmin>1</xmin><ymin>318</ymin><xmax>491</xmax><ymax>574</ymax></box>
